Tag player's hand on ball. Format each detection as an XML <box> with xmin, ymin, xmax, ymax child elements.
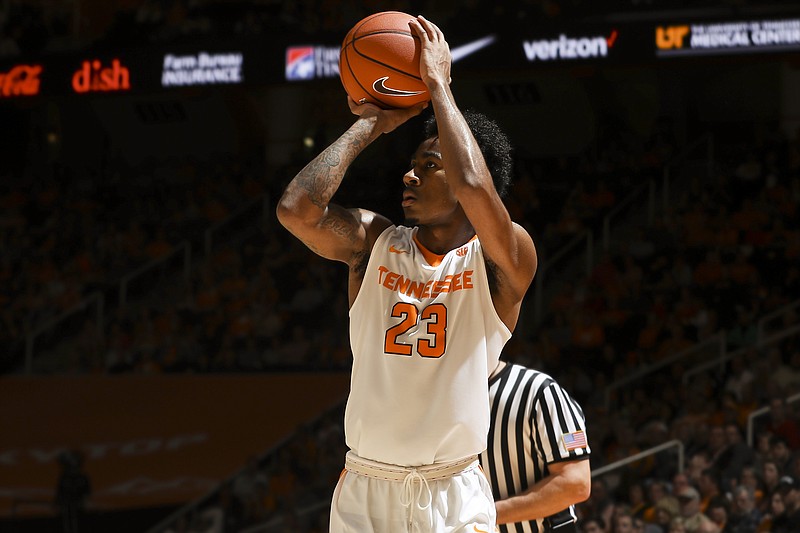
<box><xmin>339</xmin><ymin>11</ymin><xmax>430</xmax><ymax>109</ymax></box>
<box><xmin>410</xmin><ymin>16</ymin><xmax>451</xmax><ymax>89</ymax></box>
<box><xmin>347</xmin><ymin>96</ymin><xmax>427</xmax><ymax>134</ymax></box>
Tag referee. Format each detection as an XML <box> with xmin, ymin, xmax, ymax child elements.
<box><xmin>481</xmin><ymin>360</ymin><xmax>592</xmax><ymax>533</ymax></box>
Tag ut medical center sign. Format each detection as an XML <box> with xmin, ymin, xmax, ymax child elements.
<box><xmin>0</xmin><ymin>373</ymin><xmax>349</xmax><ymax>516</ymax></box>
<box><xmin>656</xmin><ymin>17</ymin><xmax>800</xmax><ymax>57</ymax></box>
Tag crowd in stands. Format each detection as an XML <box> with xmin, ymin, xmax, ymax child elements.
<box><xmin>0</xmin><ymin>150</ymin><xmax>266</xmax><ymax>373</ymax></box>
<box><xmin>0</xmin><ymin>102</ymin><xmax>676</xmax><ymax>375</ymax></box>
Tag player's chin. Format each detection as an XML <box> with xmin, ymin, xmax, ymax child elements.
<box><xmin>402</xmin><ymin>214</ymin><xmax>418</xmax><ymax>226</ymax></box>
<box><xmin>402</xmin><ymin>205</ymin><xmax>419</xmax><ymax>224</ymax></box>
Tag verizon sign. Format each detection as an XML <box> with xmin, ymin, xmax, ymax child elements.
<box><xmin>523</xmin><ymin>30</ymin><xmax>618</xmax><ymax>61</ymax></box>
<box><xmin>162</xmin><ymin>51</ymin><xmax>244</xmax><ymax>87</ymax></box>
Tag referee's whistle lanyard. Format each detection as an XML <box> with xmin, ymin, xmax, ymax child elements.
<box><xmin>399</xmin><ymin>469</ymin><xmax>432</xmax><ymax>529</ymax></box>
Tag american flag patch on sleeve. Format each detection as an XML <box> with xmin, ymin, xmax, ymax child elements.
<box><xmin>562</xmin><ymin>430</ymin><xmax>588</xmax><ymax>451</ymax></box>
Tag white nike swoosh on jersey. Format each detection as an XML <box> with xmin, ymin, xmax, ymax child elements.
<box><xmin>451</xmin><ymin>35</ymin><xmax>497</xmax><ymax>63</ymax></box>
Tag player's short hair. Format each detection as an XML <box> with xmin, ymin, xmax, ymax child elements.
<box><xmin>423</xmin><ymin>110</ymin><xmax>513</xmax><ymax>197</ymax></box>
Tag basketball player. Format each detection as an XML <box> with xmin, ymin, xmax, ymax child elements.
<box><xmin>482</xmin><ymin>360</ymin><xmax>591</xmax><ymax>533</ymax></box>
<box><xmin>277</xmin><ymin>14</ymin><xmax>537</xmax><ymax>533</ymax></box>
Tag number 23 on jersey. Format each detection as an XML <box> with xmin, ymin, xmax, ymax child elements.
<box><xmin>384</xmin><ymin>302</ymin><xmax>447</xmax><ymax>358</ymax></box>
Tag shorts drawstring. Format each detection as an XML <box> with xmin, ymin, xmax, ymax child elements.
<box><xmin>399</xmin><ymin>468</ymin><xmax>432</xmax><ymax>526</ymax></box>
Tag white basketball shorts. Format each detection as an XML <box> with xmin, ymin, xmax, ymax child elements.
<box><xmin>330</xmin><ymin>451</ymin><xmax>496</xmax><ymax>533</ymax></box>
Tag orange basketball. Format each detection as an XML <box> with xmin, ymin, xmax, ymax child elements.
<box><xmin>339</xmin><ymin>11</ymin><xmax>430</xmax><ymax>109</ymax></box>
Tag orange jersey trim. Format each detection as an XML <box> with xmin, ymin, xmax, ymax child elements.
<box><xmin>413</xmin><ymin>234</ymin><xmax>478</xmax><ymax>267</ymax></box>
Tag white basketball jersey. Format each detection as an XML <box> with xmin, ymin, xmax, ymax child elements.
<box><xmin>346</xmin><ymin>225</ymin><xmax>511</xmax><ymax>466</ymax></box>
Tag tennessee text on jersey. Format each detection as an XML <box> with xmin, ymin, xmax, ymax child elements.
<box><xmin>377</xmin><ymin>265</ymin><xmax>474</xmax><ymax>299</ymax></box>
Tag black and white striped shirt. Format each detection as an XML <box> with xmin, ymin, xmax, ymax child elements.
<box><xmin>480</xmin><ymin>363</ymin><xmax>591</xmax><ymax>533</ymax></box>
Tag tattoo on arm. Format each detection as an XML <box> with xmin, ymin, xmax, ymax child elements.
<box><xmin>320</xmin><ymin>213</ymin><xmax>359</xmax><ymax>244</ymax></box>
<box><xmin>295</xmin><ymin>122</ymin><xmax>373</xmax><ymax>209</ymax></box>
<box><xmin>299</xmin><ymin>153</ymin><xmax>340</xmax><ymax>209</ymax></box>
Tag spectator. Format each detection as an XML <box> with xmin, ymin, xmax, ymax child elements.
<box><xmin>770</xmin><ymin>435</ymin><xmax>797</xmax><ymax>475</ymax></box>
<box><xmin>672</xmin><ymin>472</ymin><xmax>691</xmax><ymax>499</ymax></box>
<box><xmin>714</xmin><ymin>424</ymin><xmax>756</xmax><ymax>491</ymax></box>
<box><xmin>738</xmin><ymin>466</ymin><xmax>765</xmax><ymax>511</ymax></box>
<box><xmin>685</xmin><ymin>452</ymin><xmax>713</xmax><ymax>487</ymax></box>
<box><xmin>584</xmin><ymin>477</ymin><xmax>616</xmax><ymax>532</ymax></box>
<box><xmin>579</xmin><ymin>516</ymin><xmax>606</xmax><ymax>533</ymax></box>
<box><xmin>675</xmin><ymin>485</ymin><xmax>714</xmax><ymax>533</ymax></box>
<box><xmin>642</xmin><ymin>480</ymin><xmax>670</xmax><ymax>522</ymax></box>
<box><xmin>761</xmin><ymin>459</ymin><xmax>783</xmax><ymax>506</ymax></box>
<box><xmin>668</xmin><ymin>516</ymin><xmax>686</xmax><ymax>533</ymax></box>
<box><xmin>633</xmin><ymin>514</ymin><xmax>660</xmax><ymax>533</ymax></box>
<box><xmin>773</xmin><ymin>350</ymin><xmax>800</xmax><ymax>392</ymax></box>
<box><xmin>704</xmin><ymin>427</ymin><xmax>728</xmax><ymax>470</ymax></box>
<box><xmin>726</xmin><ymin>485</ymin><xmax>761</xmax><ymax>533</ymax></box>
<box><xmin>765</xmin><ymin>397</ymin><xmax>800</xmax><ymax>449</ymax></box>
<box><xmin>628</xmin><ymin>481</ymin><xmax>650</xmax><ymax>520</ymax></box>
<box><xmin>756</xmin><ymin>490</ymin><xmax>786</xmax><ymax>532</ymax></box>
<box><xmin>613</xmin><ymin>511</ymin><xmax>636</xmax><ymax>533</ymax></box>
<box><xmin>772</xmin><ymin>476</ymin><xmax>800</xmax><ymax>532</ymax></box>
<box><xmin>704</xmin><ymin>496</ymin><xmax>729</xmax><ymax>532</ymax></box>
<box><xmin>696</xmin><ymin>468</ymin><xmax>722</xmax><ymax>515</ymax></box>
<box><xmin>652</xmin><ymin>496</ymin><xmax>681</xmax><ymax>532</ymax></box>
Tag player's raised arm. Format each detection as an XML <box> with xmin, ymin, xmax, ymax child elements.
<box><xmin>410</xmin><ymin>16</ymin><xmax>537</xmax><ymax>322</ymax></box>
<box><xmin>276</xmin><ymin>98</ymin><xmax>426</xmax><ymax>266</ymax></box>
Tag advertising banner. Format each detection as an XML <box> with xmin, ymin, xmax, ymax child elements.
<box><xmin>1</xmin><ymin>14</ymin><xmax>798</xmax><ymax>99</ymax></box>
<box><xmin>656</xmin><ymin>18</ymin><xmax>800</xmax><ymax>57</ymax></box>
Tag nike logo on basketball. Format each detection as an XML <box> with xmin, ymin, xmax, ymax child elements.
<box><xmin>372</xmin><ymin>77</ymin><xmax>426</xmax><ymax>97</ymax></box>
<box><xmin>389</xmin><ymin>245</ymin><xmax>409</xmax><ymax>254</ymax></box>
